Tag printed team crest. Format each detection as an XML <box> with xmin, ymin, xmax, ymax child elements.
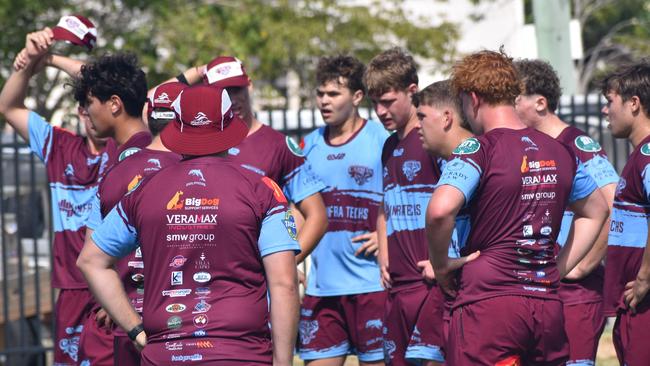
<box><xmin>520</xmin><ymin>136</ymin><xmax>538</xmax><ymax>151</ymax></box>
<box><xmin>453</xmin><ymin>137</ymin><xmax>480</xmax><ymax>155</ymax></box>
<box><xmin>187</xmin><ymin>169</ymin><xmax>207</xmax><ymax>187</ymax></box>
<box><xmin>402</xmin><ymin>160</ymin><xmax>421</xmax><ymax>181</ymax></box>
<box><xmin>641</xmin><ymin>143</ymin><xmax>650</xmax><ymax>156</ymax></box>
<box><xmin>383</xmin><ymin>339</ymin><xmax>397</xmax><ymax>361</ymax></box>
<box><xmin>148</xmin><ymin>158</ymin><xmax>162</xmax><ymax>169</ymax></box>
<box><xmin>191</xmin><ymin>112</ymin><xmax>211</xmax><ymax>126</ymax></box>
<box><xmin>574</xmin><ymin>136</ymin><xmax>602</xmax><ymax>152</ymax></box>
<box><xmin>365</xmin><ymin>319</ymin><xmax>383</xmax><ymax>329</ymax></box>
<box><xmin>285</xmin><ymin>136</ymin><xmax>304</xmax><ymax>157</ymax></box>
<box><xmin>615</xmin><ymin>178</ymin><xmax>626</xmax><ymax>196</ymax></box>
<box><xmin>283</xmin><ymin>211</ymin><xmax>298</xmax><ymax>240</ymax></box>
<box><xmin>299</xmin><ymin>320</ymin><xmax>319</xmax><ymax>345</ymax></box>
<box><xmin>119</xmin><ymin>147</ymin><xmax>141</xmax><ymax>162</ymax></box>
<box><xmin>154</xmin><ymin>92</ymin><xmax>172</xmax><ymax>104</ymax></box>
<box><xmin>348</xmin><ymin>165</ymin><xmax>374</xmax><ymax>185</ymax></box>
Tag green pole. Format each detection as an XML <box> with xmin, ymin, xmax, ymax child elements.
<box><xmin>533</xmin><ymin>0</ymin><xmax>577</xmax><ymax>95</ymax></box>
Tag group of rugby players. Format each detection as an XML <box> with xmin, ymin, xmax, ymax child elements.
<box><xmin>0</xmin><ymin>13</ymin><xmax>649</xmax><ymax>366</ymax></box>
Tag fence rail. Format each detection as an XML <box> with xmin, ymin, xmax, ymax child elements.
<box><xmin>0</xmin><ymin>96</ymin><xmax>629</xmax><ymax>364</ymax></box>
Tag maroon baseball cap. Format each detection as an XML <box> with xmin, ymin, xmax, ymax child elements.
<box><xmin>161</xmin><ymin>85</ymin><xmax>248</xmax><ymax>155</ymax></box>
<box><xmin>202</xmin><ymin>56</ymin><xmax>249</xmax><ymax>88</ymax></box>
<box><xmin>147</xmin><ymin>82</ymin><xmax>187</xmax><ymax>121</ymax></box>
<box><xmin>52</xmin><ymin>15</ymin><xmax>97</xmax><ymax>51</ymax></box>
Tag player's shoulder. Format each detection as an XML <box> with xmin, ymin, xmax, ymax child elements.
<box><xmin>258</xmin><ymin>125</ymin><xmax>305</xmax><ymax>158</ymax></box>
<box><xmin>364</xmin><ymin>119</ymin><xmax>390</xmax><ymax>137</ymax></box>
<box><xmin>303</xmin><ymin>127</ymin><xmax>325</xmax><ymax>147</ymax></box>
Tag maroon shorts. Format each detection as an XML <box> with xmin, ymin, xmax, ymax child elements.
<box><xmin>53</xmin><ymin>289</ymin><xmax>93</xmax><ymax>365</ymax></box>
<box><xmin>114</xmin><ymin>334</ymin><xmax>140</xmax><ymax>366</ymax></box>
<box><xmin>76</xmin><ymin>306</ymin><xmax>115</xmax><ymax>366</ymax></box>
<box><xmin>563</xmin><ymin>301</ymin><xmax>605</xmax><ymax>365</ymax></box>
<box><xmin>447</xmin><ymin>296</ymin><xmax>568</xmax><ymax>366</ymax></box>
<box><xmin>383</xmin><ymin>284</ymin><xmax>444</xmax><ymax>365</ymax></box>
<box><xmin>298</xmin><ymin>291</ymin><xmax>386</xmax><ymax>362</ymax></box>
<box><xmin>612</xmin><ymin>304</ymin><xmax>650</xmax><ymax>366</ymax></box>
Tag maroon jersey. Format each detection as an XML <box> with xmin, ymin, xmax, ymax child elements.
<box><xmin>437</xmin><ymin>128</ymin><xmax>597</xmax><ymax>308</ymax></box>
<box><xmin>556</xmin><ymin>126</ymin><xmax>618</xmax><ymax>306</ymax></box>
<box><xmin>27</xmin><ymin>112</ymin><xmax>116</xmax><ymax>289</ymax></box>
<box><xmin>381</xmin><ymin>129</ymin><xmax>442</xmax><ymax>287</ymax></box>
<box><xmin>87</xmin><ymin>143</ymin><xmax>179</xmax><ymax>330</ymax></box>
<box><xmin>604</xmin><ymin>134</ymin><xmax>650</xmax><ymax>315</ymax></box>
<box><xmin>92</xmin><ymin>157</ymin><xmax>299</xmax><ymax>363</ymax></box>
<box><xmin>226</xmin><ymin>124</ymin><xmax>325</xmax><ymax>203</ymax></box>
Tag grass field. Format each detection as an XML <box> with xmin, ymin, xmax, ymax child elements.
<box><xmin>293</xmin><ymin>322</ymin><xmax>620</xmax><ymax>365</ymax></box>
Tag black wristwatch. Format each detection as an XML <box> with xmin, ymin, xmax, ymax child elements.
<box><xmin>127</xmin><ymin>323</ymin><xmax>144</xmax><ymax>341</ymax></box>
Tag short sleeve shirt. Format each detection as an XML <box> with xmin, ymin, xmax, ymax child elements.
<box><xmin>226</xmin><ymin>124</ymin><xmax>325</xmax><ymax>203</ymax></box>
<box><xmin>92</xmin><ymin>157</ymin><xmax>299</xmax><ymax>362</ymax></box>
<box><xmin>555</xmin><ymin>126</ymin><xmax>619</xmax><ymax>305</ymax></box>
<box><xmin>604</xmin><ymin>134</ymin><xmax>650</xmax><ymax>316</ymax></box>
<box><xmin>437</xmin><ymin>127</ymin><xmax>597</xmax><ymax>308</ymax></box>
<box><xmin>302</xmin><ymin>120</ymin><xmax>388</xmax><ymax>296</ymax></box>
<box><xmin>27</xmin><ymin>111</ymin><xmax>116</xmax><ymax>289</ymax></box>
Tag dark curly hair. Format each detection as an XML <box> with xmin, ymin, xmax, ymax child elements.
<box><xmin>451</xmin><ymin>49</ymin><xmax>522</xmax><ymax>106</ymax></box>
<box><xmin>364</xmin><ymin>47</ymin><xmax>418</xmax><ymax>98</ymax></box>
<box><xmin>601</xmin><ymin>60</ymin><xmax>650</xmax><ymax>117</ymax></box>
<box><xmin>73</xmin><ymin>53</ymin><xmax>147</xmax><ymax>118</ymax></box>
<box><xmin>514</xmin><ymin>59</ymin><xmax>561</xmax><ymax>112</ymax></box>
<box><xmin>316</xmin><ymin>55</ymin><xmax>366</xmax><ymax>94</ymax></box>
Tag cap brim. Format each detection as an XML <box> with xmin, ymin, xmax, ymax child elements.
<box><xmin>52</xmin><ymin>27</ymin><xmax>91</xmax><ymax>50</ymax></box>
<box><xmin>160</xmin><ymin>116</ymin><xmax>248</xmax><ymax>156</ymax></box>
<box><xmin>202</xmin><ymin>75</ymin><xmax>249</xmax><ymax>88</ymax></box>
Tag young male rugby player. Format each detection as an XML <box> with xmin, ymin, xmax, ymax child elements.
<box><xmin>78</xmin><ymin>85</ymin><xmax>300</xmax><ymax>366</ymax></box>
<box><xmin>427</xmin><ymin>50</ymin><xmax>607</xmax><ymax>365</ymax></box>
<box><xmin>601</xmin><ymin>61</ymin><xmax>650</xmax><ymax>366</ymax></box>
<box><xmin>515</xmin><ymin>59</ymin><xmax>617</xmax><ymax>366</ymax></box>
<box><xmin>298</xmin><ymin>55</ymin><xmax>388</xmax><ymax>365</ymax></box>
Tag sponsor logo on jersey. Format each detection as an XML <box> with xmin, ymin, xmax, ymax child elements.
<box><xmin>166</xmin><ymin>191</ymin><xmax>184</xmax><ymax>210</ymax></box>
<box><xmin>163</xmin><ymin>332</ymin><xmax>185</xmax><ymax>339</ymax></box>
<box><xmin>127</xmin><ymin>174</ymin><xmax>142</xmax><ymax>192</ymax></box>
<box><xmin>165</xmin><ymin>303</ymin><xmax>187</xmax><ymax>313</ymax></box>
<box><xmin>195</xmin><ymin>253</ymin><xmax>211</xmax><ymax>270</ymax></box>
<box><xmin>162</xmin><ymin>289</ymin><xmax>192</xmax><ymax>297</ymax></box>
<box><xmin>171</xmin><ymin>354</ymin><xmax>203</xmax><ymax>362</ymax></box>
<box><xmin>540</xmin><ymin>226</ymin><xmax>552</xmax><ymax>236</ymax></box>
<box><xmin>402</xmin><ymin>160</ymin><xmax>421</xmax><ymax>181</ymax></box>
<box><xmin>228</xmin><ymin>147</ymin><xmax>240</xmax><ymax>156</ymax></box>
<box><xmin>262</xmin><ymin>176</ymin><xmax>288</xmax><ymax>203</ymax></box>
<box><xmin>453</xmin><ymin>137</ymin><xmax>481</xmax><ymax>155</ymax></box>
<box><xmin>171</xmin><ymin>271</ymin><xmax>183</xmax><ymax>286</ymax></box>
<box><xmin>166</xmin><ymin>214</ymin><xmax>218</xmax><ymax>225</ymax></box>
<box><xmin>169</xmin><ymin>255</ymin><xmax>188</xmax><ymax>268</ymax></box>
<box><xmin>165</xmin><ymin>341</ymin><xmax>183</xmax><ymax>351</ymax></box>
<box><xmin>193</xmin><ymin>314</ymin><xmax>208</xmax><ymax>328</ymax></box>
<box><xmin>135</xmin><ymin>247</ymin><xmax>142</xmax><ymax>258</ymax></box>
<box><xmin>520</xmin><ymin>156</ymin><xmax>556</xmax><ymax>173</ymax></box>
<box><xmin>523</xmin><ymin>225</ymin><xmax>533</xmax><ymax>237</ymax></box>
<box><xmin>128</xmin><ymin>261</ymin><xmax>144</xmax><ymax>269</ymax></box>
<box><xmin>64</xmin><ymin>163</ymin><xmax>75</xmax><ymax>177</ymax></box>
<box><xmin>192</xmin><ymin>299</ymin><xmax>211</xmax><ymax>314</ymax></box>
<box><xmin>393</xmin><ymin>148</ymin><xmax>404</xmax><ymax>157</ymax></box>
<box><xmin>195</xmin><ymin>287</ymin><xmax>211</xmax><ymax>299</ymax></box>
<box><xmin>348</xmin><ymin>165</ymin><xmax>374</xmax><ymax>185</ymax></box>
<box><xmin>521</xmin><ymin>174</ymin><xmax>557</xmax><ymax>186</ymax></box>
<box><xmin>193</xmin><ymin>272</ymin><xmax>211</xmax><ymax>283</ymax></box>
<box><xmin>119</xmin><ymin>147</ymin><xmax>141</xmax><ymax>162</ymax></box>
<box><xmin>193</xmin><ymin>330</ymin><xmax>207</xmax><ymax>337</ymax></box>
<box><xmin>131</xmin><ymin>273</ymin><xmax>144</xmax><ymax>283</ymax></box>
<box><xmin>181</xmin><ymin>197</ymin><xmax>220</xmax><ymax>210</ymax></box>
<box><xmin>283</xmin><ymin>211</ymin><xmax>298</xmax><ymax>240</ymax></box>
<box><xmin>286</xmin><ymin>136</ymin><xmax>304</xmax><ymax>157</ymax></box>
<box><xmin>186</xmin><ymin>340</ymin><xmax>214</xmax><ymax>349</ymax></box>
<box><xmin>145</xmin><ymin>158</ymin><xmax>162</xmax><ymax>172</ymax></box>
<box><xmin>167</xmin><ymin>316</ymin><xmax>182</xmax><ymax>329</ymax></box>
<box><xmin>58</xmin><ymin>200</ymin><xmax>92</xmax><ymax>218</ymax></box>
<box><xmin>327</xmin><ymin>153</ymin><xmax>346</xmax><ymax>160</ymax></box>
<box><xmin>574</xmin><ymin>135</ymin><xmax>602</xmax><ymax>152</ymax></box>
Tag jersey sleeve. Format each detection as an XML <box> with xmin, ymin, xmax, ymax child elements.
<box><xmin>85</xmin><ymin>192</ymin><xmax>103</xmax><ymax>231</ymax></box>
<box><xmin>27</xmin><ymin>112</ymin><xmax>54</xmax><ymax>163</ymax></box>
<box><xmin>91</xmin><ymin>201</ymin><xmax>138</xmax><ymax>258</ymax></box>
<box><xmin>568</xmin><ymin>162</ymin><xmax>599</xmax><ymax>203</ymax></box>
<box><xmin>437</xmin><ymin>137</ymin><xmax>485</xmax><ymax>204</ymax></box>
<box><xmin>257</xmin><ymin>176</ymin><xmax>301</xmax><ymax>257</ymax></box>
<box><xmin>571</xmin><ymin>136</ymin><xmax>619</xmax><ymax>187</ymax></box>
<box><xmin>281</xmin><ymin>137</ymin><xmax>326</xmax><ymax>203</ymax></box>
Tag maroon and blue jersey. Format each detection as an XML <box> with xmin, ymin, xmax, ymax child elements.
<box><xmin>27</xmin><ymin>111</ymin><xmax>116</xmax><ymax>289</ymax></box>
<box><xmin>556</xmin><ymin>127</ymin><xmax>619</xmax><ymax>306</ymax></box>
<box><xmin>226</xmin><ymin>124</ymin><xmax>325</xmax><ymax>203</ymax></box>
<box><xmin>86</xmin><ymin>143</ymin><xmax>179</xmax><ymax>327</ymax></box>
<box><xmin>437</xmin><ymin>128</ymin><xmax>597</xmax><ymax>308</ymax></box>
<box><xmin>604</xmin><ymin>135</ymin><xmax>650</xmax><ymax>316</ymax></box>
<box><xmin>302</xmin><ymin>120</ymin><xmax>388</xmax><ymax>296</ymax></box>
<box><xmin>382</xmin><ymin>129</ymin><xmax>462</xmax><ymax>288</ymax></box>
<box><xmin>92</xmin><ymin>157</ymin><xmax>300</xmax><ymax>364</ymax></box>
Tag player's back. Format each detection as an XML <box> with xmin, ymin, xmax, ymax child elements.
<box><xmin>441</xmin><ymin>128</ymin><xmax>578</xmax><ymax>307</ymax></box>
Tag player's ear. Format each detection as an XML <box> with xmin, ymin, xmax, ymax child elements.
<box><xmin>352</xmin><ymin>90</ymin><xmax>364</xmax><ymax>107</ymax></box>
<box><xmin>536</xmin><ymin>96</ymin><xmax>548</xmax><ymax>113</ymax></box>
